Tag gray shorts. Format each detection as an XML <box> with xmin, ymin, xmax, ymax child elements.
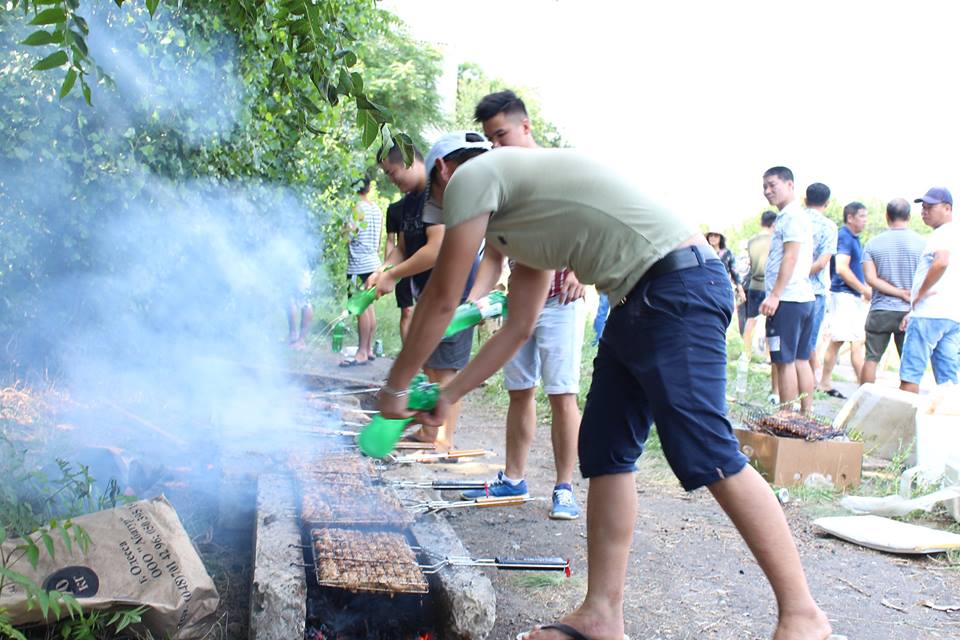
<box><xmin>425</xmin><ymin>326</ymin><xmax>474</xmax><ymax>371</ymax></box>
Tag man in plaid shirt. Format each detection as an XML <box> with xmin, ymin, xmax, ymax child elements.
<box><xmin>460</xmin><ymin>91</ymin><xmax>587</xmax><ymax>520</ymax></box>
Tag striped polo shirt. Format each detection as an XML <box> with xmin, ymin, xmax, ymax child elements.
<box><xmin>861</xmin><ymin>227</ymin><xmax>926</xmax><ymax>311</ymax></box>
<box><xmin>347</xmin><ymin>199</ymin><xmax>382</xmax><ymax>276</ymax></box>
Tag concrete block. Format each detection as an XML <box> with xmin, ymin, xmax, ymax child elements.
<box><xmin>833</xmin><ymin>383</ymin><xmax>925</xmax><ymax>462</ymax></box>
<box><xmin>249</xmin><ymin>474</ymin><xmax>306</xmax><ymax>640</ymax></box>
<box><xmin>410</xmin><ymin>512</ymin><xmax>496</xmax><ymax>640</ymax></box>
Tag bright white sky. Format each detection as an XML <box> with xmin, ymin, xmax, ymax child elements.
<box><xmin>382</xmin><ymin>0</ymin><xmax>960</xmax><ymax>230</ymax></box>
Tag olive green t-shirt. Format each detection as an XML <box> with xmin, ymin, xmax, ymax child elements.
<box><xmin>747</xmin><ymin>231</ymin><xmax>773</xmax><ymax>291</ymax></box>
<box><xmin>442</xmin><ymin>148</ymin><xmax>697</xmax><ymax>304</ymax></box>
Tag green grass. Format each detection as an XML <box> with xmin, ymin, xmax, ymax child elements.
<box><xmin>512</xmin><ymin>572</ymin><xmax>584</xmax><ymax>590</ymax></box>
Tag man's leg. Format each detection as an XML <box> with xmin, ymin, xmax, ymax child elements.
<box><xmin>297</xmin><ymin>304</ymin><xmax>313</xmax><ymax>345</ymax></box>
<box><xmin>775</xmin><ymin>362</ymin><xmax>799</xmax><ymax>405</ymax></box>
<box><xmin>795</xmin><ymin>359</ymin><xmax>815</xmax><ymax>415</ymax></box>
<box><xmin>818</xmin><ymin>341</ymin><xmax>842</xmax><ymax>391</ymax></box>
<box><xmin>547</xmin><ymin>393</ymin><xmax>579</xmax><ymax>486</ymax></box>
<box><xmin>356</xmin><ymin>305</ymin><xmax>374</xmax><ymax>361</ymax></box>
<box><xmin>709</xmin><ymin>466</ymin><xmax>831</xmax><ymax>639</ymax></box>
<box><xmin>422</xmin><ymin>367</ymin><xmax>460</xmax><ymax>450</ymax></box>
<box><xmin>527</xmin><ymin>473</ymin><xmax>634</xmax><ymax>640</ymax></box>
<box><xmin>850</xmin><ymin>341</ymin><xmax>865</xmax><ymax>383</ymax></box>
<box><xmin>399</xmin><ymin>305</ymin><xmax>413</xmax><ymax>343</ymax></box>
<box><xmin>504</xmin><ymin>387</ymin><xmax>537</xmax><ymax>479</ymax></box>
<box><xmin>860</xmin><ymin>359</ymin><xmax>878</xmax><ymax>385</ymax></box>
<box><xmin>742</xmin><ymin>315</ymin><xmax>758</xmax><ymax>361</ymax></box>
<box><xmin>287</xmin><ymin>302</ymin><xmax>298</xmax><ymax>343</ymax></box>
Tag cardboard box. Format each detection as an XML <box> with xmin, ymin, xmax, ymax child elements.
<box><xmin>734</xmin><ymin>428</ymin><xmax>863</xmax><ymax>489</ymax></box>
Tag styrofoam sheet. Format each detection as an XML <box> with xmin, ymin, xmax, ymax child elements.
<box><xmin>814</xmin><ymin>515</ymin><xmax>960</xmax><ymax>554</ymax></box>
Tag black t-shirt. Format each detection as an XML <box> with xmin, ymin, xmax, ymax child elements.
<box><xmin>386</xmin><ymin>200</ymin><xmax>403</xmax><ymax>235</ymax></box>
<box><xmin>394</xmin><ymin>189</ymin><xmax>432</xmax><ymax>293</ymax></box>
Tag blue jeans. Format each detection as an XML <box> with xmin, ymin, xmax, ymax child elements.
<box><xmin>593</xmin><ymin>293</ymin><xmax>610</xmax><ymax>345</ymax></box>
<box><xmin>899</xmin><ymin>316</ymin><xmax>960</xmax><ymax>385</ymax></box>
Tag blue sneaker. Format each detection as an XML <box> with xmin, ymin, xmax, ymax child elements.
<box><xmin>549</xmin><ymin>485</ymin><xmax>580</xmax><ymax>520</ymax></box>
<box><xmin>461</xmin><ymin>471</ymin><xmax>528</xmax><ymax>500</ymax></box>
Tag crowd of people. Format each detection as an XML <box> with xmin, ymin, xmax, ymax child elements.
<box><xmin>298</xmin><ymin>88</ymin><xmax>957</xmax><ymax>640</ymax></box>
<box><xmin>732</xmin><ymin>169</ymin><xmax>957</xmax><ymax>410</ymax></box>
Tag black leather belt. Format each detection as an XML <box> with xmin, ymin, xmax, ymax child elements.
<box><xmin>638</xmin><ymin>245</ymin><xmax>720</xmax><ymax>288</ymax></box>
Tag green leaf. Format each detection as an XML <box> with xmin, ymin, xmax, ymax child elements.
<box><xmin>146</xmin><ymin>0</ymin><xmax>160</xmax><ymax>17</ymax></box>
<box><xmin>58</xmin><ymin>524</ymin><xmax>73</xmax><ymax>554</ymax></box>
<box><xmin>21</xmin><ymin>30</ymin><xmax>57</xmax><ymax>46</ymax></box>
<box><xmin>72</xmin><ymin>15</ymin><xmax>89</xmax><ymax>35</ymax></box>
<box><xmin>29</xmin><ymin>8</ymin><xmax>66</xmax><ymax>25</ymax></box>
<box><xmin>24</xmin><ymin>540</ymin><xmax>40</xmax><ymax>569</ymax></box>
<box><xmin>36</xmin><ymin>590</ymin><xmax>50</xmax><ymax>619</ymax></box>
<box><xmin>81</xmin><ymin>79</ymin><xmax>91</xmax><ymax>106</ymax></box>
<box><xmin>40</xmin><ymin>531</ymin><xmax>55</xmax><ymax>559</ymax></box>
<box><xmin>0</xmin><ymin>525</ymin><xmax>6</xmax><ymax>545</ymax></box>
<box><xmin>59</xmin><ymin>68</ymin><xmax>77</xmax><ymax>98</ymax></box>
<box><xmin>33</xmin><ymin>50</ymin><xmax>68</xmax><ymax>71</ymax></box>
<box><xmin>47</xmin><ymin>590</ymin><xmax>62</xmax><ymax>619</ymax></box>
<box><xmin>350</xmin><ymin>71</ymin><xmax>363</xmax><ymax>93</ymax></box>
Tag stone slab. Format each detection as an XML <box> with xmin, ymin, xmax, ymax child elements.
<box><xmin>249</xmin><ymin>474</ymin><xmax>306</xmax><ymax>640</ymax></box>
<box><xmin>409</xmin><ymin>508</ymin><xmax>497</xmax><ymax>640</ymax></box>
<box><xmin>832</xmin><ymin>383</ymin><xmax>924</xmax><ymax>462</ymax></box>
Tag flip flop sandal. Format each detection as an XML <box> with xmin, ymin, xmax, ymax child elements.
<box><xmin>516</xmin><ymin>622</ymin><xmax>631</xmax><ymax>640</ymax></box>
<box><xmin>823</xmin><ymin>388</ymin><xmax>847</xmax><ymax>399</ymax></box>
<box><xmin>338</xmin><ymin>359</ymin><xmax>357</xmax><ymax>367</ymax></box>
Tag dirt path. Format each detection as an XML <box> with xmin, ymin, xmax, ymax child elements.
<box><xmin>430</xmin><ymin>397</ymin><xmax>960</xmax><ymax>640</ymax></box>
<box><xmin>293</xmin><ymin>350</ymin><xmax>959</xmax><ymax>639</ymax></box>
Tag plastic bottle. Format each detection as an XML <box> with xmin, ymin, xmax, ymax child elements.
<box><xmin>345</xmin><ymin>266</ymin><xmax>392</xmax><ymax>317</ymax></box>
<box><xmin>331</xmin><ymin>320</ymin><xmax>345</xmax><ymax>353</ymax></box>
<box><xmin>734</xmin><ymin>353</ymin><xmax>749</xmax><ymax>401</ymax></box>
<box><xmin>357</xmin><ymin>376</ymin><xmax>440</xmax><ymax>458</ymax></box>
<box><xmin>443</xmin><ymin>290</ymin><xmax>508</xmax><ymax>338</ymax></box>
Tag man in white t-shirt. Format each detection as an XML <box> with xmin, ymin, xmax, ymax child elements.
<box><xmin>760</xmin><ymin>167</ymin><xmax>816</xmax><ymax>414</ymax></box>
<box><xmin>899</xmin><ymin>187</ymin><xmax>959</xmax><ymax>392</ymax></box>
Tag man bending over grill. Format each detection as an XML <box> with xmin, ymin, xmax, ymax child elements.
<box><xmin>377</xmin><ymin>132</ymin><xmax>833</xmax><ymax>640</ymax></box>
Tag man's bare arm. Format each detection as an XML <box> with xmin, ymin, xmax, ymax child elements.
<box><xmin>834</xmin><ymin>254</ymin><xmax>871</xmax><ymax>297</ymax></box>
<box><xmin>863</xmin><ymin>260</ymin><xmax>909</xmax><ymax>301</ymax></box>
<box><xmin>809</xmin><ymin>251</ymin><xmax>832</xmax><ymax>277</ymax></box>
<box><xmin>467</xmin><ymin>245</ymin><xmax>505</xmax><ymax>301</ymax></box>
<box><xmin>445</xmin><ymin>264</ymin><xmax>551</xmax><ymax>401</ymax></box>
<box><xmin>385</xmin><ymin>215</ymin><xmax>489</xmax><ymax>394</ymax></box>
<box><xmin>759</xmin><ymin>241</ymin><xmax>800</xmax><ymax>316</ymax></box>
<box><xmin>914</xmin><ymin>249</ymin><xmax>950</xmax><ymax>306</ymax></box>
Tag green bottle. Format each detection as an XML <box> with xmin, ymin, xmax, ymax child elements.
<box><xmin>443</xmin><ymin>290</ymin><xmax>508</xmax><ymax>338</ymax></box>
<box><xmin>357</xmin><ymin>376</ymin><xmax>440</xmax><ymax>458</ymax></box>
<box><xmin>345</xmin><ymin>266</ymin><xmax>392</xmax><ymax>316</ymax></box>
<box><xmin>331</xmin><ymin>320</ymin><xmax>345</xmax><ymax>352</ymax></box>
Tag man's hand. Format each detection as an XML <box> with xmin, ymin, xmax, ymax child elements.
<box><xmin>861</xmin><ymin>288</ymin><xmax>872</xmax><ymax>302</ymax></box>
<box><xmin>736</xmin><ymin>284</ymin><xmax>746</xmax><ymax>305</ymax></box>
<box><xmin>364</xmin><ymin>269</ymin><xmax>382</xmax><ymax>289</ymax></box>
<box><xmin>414</xmin><ymin>389</ymin><xmax>452</xmax><ymax>428</ymax></box>
<box><xmin>759</xmin><ymin>293</ymin><xmax>780</xmax><ymax>317</ymax></box>
<box><xmin>374</xmin><ymin>269</ymin><xmax>397</xmax><ymax>298</ymax></box>
<box><xmin>899</xmin><ymin>314</ymin><xmax>910</xmax><ymax>333</ymax></box>
<box><xmin>897</xmin><ymin>288</ymin><xmax>912</xmax><ymax>303</ymax></box>
<box><xmin>376</xmin><ymin>389</ymin><xmax>415</xmax><ymax>421</ymax></box>
<box><xmin>559</xmin><ymin>271</ymin><xmax>585</xmax><ymax>304</ymax></box>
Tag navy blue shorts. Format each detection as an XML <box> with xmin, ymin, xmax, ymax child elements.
<box><xmin>745</xmin><ymin>289</ymin><xmax>764</xmax><ymax>318</ymax></box>
<box><xmin>581</xmin><ymin>259</ymin><xmax>749</xmax><ymax>490</ymax></box>
<box><xmin>766</xmin><ymin>300</ymin><xmax>815</xmax><ymax>363</ymax></box>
